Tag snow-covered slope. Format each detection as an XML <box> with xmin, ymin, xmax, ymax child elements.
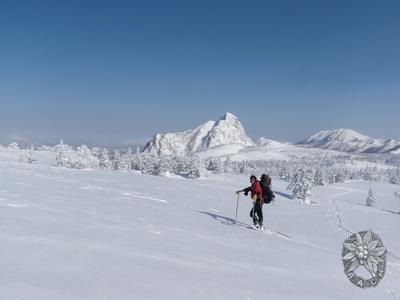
<box><xmin>256</xmin><ymin>137</ymin><xmax>291</xmax><ymax>148</ymax></box>
<box><xmin>298</xmin><ymin>129</ymin><xmax>400</xmax><ymax>154</ymax></box>
<box><xmin>1</xmin><ymin>152</ymin><xmax>399</xmax><ymax>299</ymax></box>
<box><xmin>143</xmin><ymin>113</ymin><xmax>254</xmax><ymax>156</ymax></box>
<box><xmin>391</xmin><ymin>147</ymin><xmax>400</xmax><ymax>155</ymax></box>
<box><xmin>196</xmin><ymin>136</ymin><xmax>354</xmax><ymax>162</ymax></box>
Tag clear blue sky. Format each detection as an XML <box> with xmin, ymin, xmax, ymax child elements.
<box><xmin>0</xmin><ymin>0</ymin><xmax>399</xmax><ymax>146</ymax></box>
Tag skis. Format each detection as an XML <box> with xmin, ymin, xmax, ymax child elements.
<box><xmin>221</xmin><ymin>219</ymin><xmax>292</xmax><ymax>239</ymax></box>
<box><xmin>247</xmin><ymin>223</ymin><xmax>294</xmax><ymax>239</ymax></box>
<box><xmin>251</xmin><ymin>224</ymin><xmax>264</xmax><ymax>231</ymax></box>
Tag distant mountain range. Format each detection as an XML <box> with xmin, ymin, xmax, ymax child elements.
<box><xmin>297</xmin><ymin>128</ymin><xmax>400</xmax><ymax>154</ymax></box>
<box><xmin>143</xmin><ymin>113</ymin><xmax>400</xmax><ymax>157</ymax></box>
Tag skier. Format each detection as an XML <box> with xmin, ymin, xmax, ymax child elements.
<box><xmin>236</xmin><ymin>175</ymin><xmax>263</xmax><ymax>229</ymax></box>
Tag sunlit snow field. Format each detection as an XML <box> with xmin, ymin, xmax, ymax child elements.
<box><xmin>0</xmin><ymin>148</ymin><xmax>399</xmax><ymax>300</ymax></box>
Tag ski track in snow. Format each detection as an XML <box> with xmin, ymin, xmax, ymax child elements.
<box><xmin>327</xmin><ymin>186</ymin><xmax>400</xmax><ymax>261</ymax></box>
<box><xmin>386</xmin><ymin>290</ymin><xmax>400</xmax><ymax>299</ymax></box>
<box><xmin>81</xmin><ymin>184</ymin><xmax>168</xmax><ymax>204</ymax></box>
<box><xmin>327</xmin><ymin>186</ymin><xmax>354</xmax><ymax>234</ymax></box>
<box><xmin>324</xmin><ymin>184</ymin><xmax>400</xmax><ymax>294</ymax></box>
<box><xmin>219</xmin><ymin>217</ymin><xmax>338</xmax><ymax>254</ymax></box>
<box><xmin>260</xmin><ymin>227</ymin><xmax>338</xmax><ymax>253</ymax></box>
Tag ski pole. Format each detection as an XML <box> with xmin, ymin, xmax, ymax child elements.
<box><xmin>235</xmin><ymin>194</ymin><xmax>240</xmax><ymax>223</ymax></box>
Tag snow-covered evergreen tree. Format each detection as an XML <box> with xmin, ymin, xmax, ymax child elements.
<box><xmin>131</xmin><ymin>153</ymin><xmax>145</xmax><ymax>172</ymax></box>
<box><xmin>99</xmin><ymin>148</ymin><xmax>112</xmax><ymax>169</ymax></box>
<box><xmin>112</xmin><ymin>150</ymin><xmax>121</xmax><ymax>170</ymax></box>
<box><xmin>223</xmin><ymin>156</ymin><xmax>233</xmax><ymax>173</ymax></box>
<box><xmin>172</xmin><ymin>156</ymin><xmax>185</xmax><ymax>175</ymax></box>
<box><xmin>279</xmin><ymin>166</ymin><xmax>291</xmax><ymax>182</ymax></box>
<box><xmin>313</xmin><ymin>169</ymin><xmax>327</xmax><ymax>186</ymax></box>
<box><xmin>205</xmin><ymin>157</ymin><xmax>224</xmax><ymax>173</ymax></box>
<box><xmin>55</xmin><ymin>141</ymin><xmax>72</xmax><ymax>167</ymax></box>
<box><xmin>389</xmin><ymin>168</ymin><xmax>400</xmax><ymax>185</ymax></box>
<box><xmin>18</xmin><ymin>146</ymin><xmax>36</xmax><ymax>164</ymax></box>
<box><xmin>334</xmin><ymin>172</ymin><xmax>346</xmax><ymax>183</ymax></box>
<box><xmin>186</xmin><ymin>156</ymin><xmax>202</xmax><ymax>179</ymax></box>
<box><xmin>239</xmin><ymin>160</ymin><xmax>253</xmax><ymax>176</ymax></box>
<box><xmin>74</xmin><ymin>145</ymin><xmax>100</xmax><ymax>169</ymax></box>
<box><xmin>56</xmin><ymin>149</ymin><xmax>67</xmax><ymax>167</ymax></box>
<box><xmin>118</xmin><ymin>148</ymin><xmax>133</xmax><ymax>171</ymax></box>
<box><xmin>90</xmin><ymin>147</ymin><xmax>102</xmax><ymax>158</ymax></box>
<box><xmin>287</xmin><ymin>169</ymin><xmax>313</xmax><ymax>204</ymax></box>
<box><xmin>8</xmin><ymin>142</ymin><xmax>19</xmax><ymax>150</ymax></box>
<box><xmin>365</xmin><ymin>188</ymin><xmax>376</xmax><ymax>207</ymax></box>
<box><xmin>154</xmin><ymin>156</ymin><xmax>172</xmax><ymax>176</ymax></box>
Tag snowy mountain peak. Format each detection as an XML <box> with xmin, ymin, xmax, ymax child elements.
<box><xmin>218</xmin><ymin>112</ymin><xmax>237</xmax><ymax>121</ymax></box>
<box><xmin>299</xmin><ymin>128</ymin><xmax>400</xmax><ymax>154</ymax></box>
<box><xmin>143</xmin><ymin>113</ymin><xmax>254</xmax><ymax>156</ymax></box>
<box><xmin>305</xmin><ymin>129</ymin><xmax>371</xmax><ymax>144</ymax></box>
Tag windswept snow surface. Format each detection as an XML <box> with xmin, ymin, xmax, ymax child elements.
<box><xmin>1</xmin><ymin>151</ymin><xmax>400</xmax><ymax>299</ymax></box>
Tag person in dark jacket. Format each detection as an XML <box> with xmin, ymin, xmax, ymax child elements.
<box><xmin>236</xmin><ymin>175</ymin><xmax>264</xmax><ymax>228</ymax></box>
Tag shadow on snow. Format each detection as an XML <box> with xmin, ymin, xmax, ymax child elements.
<box><xmin>273</xmin><ymin>190</ymin><xmax>292</xmax><ymax>200</ymax></box>
<box><xmin>196</xmin><ymin>210</ymin><xmax>252</xmax><ymax>229</ymax></box>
